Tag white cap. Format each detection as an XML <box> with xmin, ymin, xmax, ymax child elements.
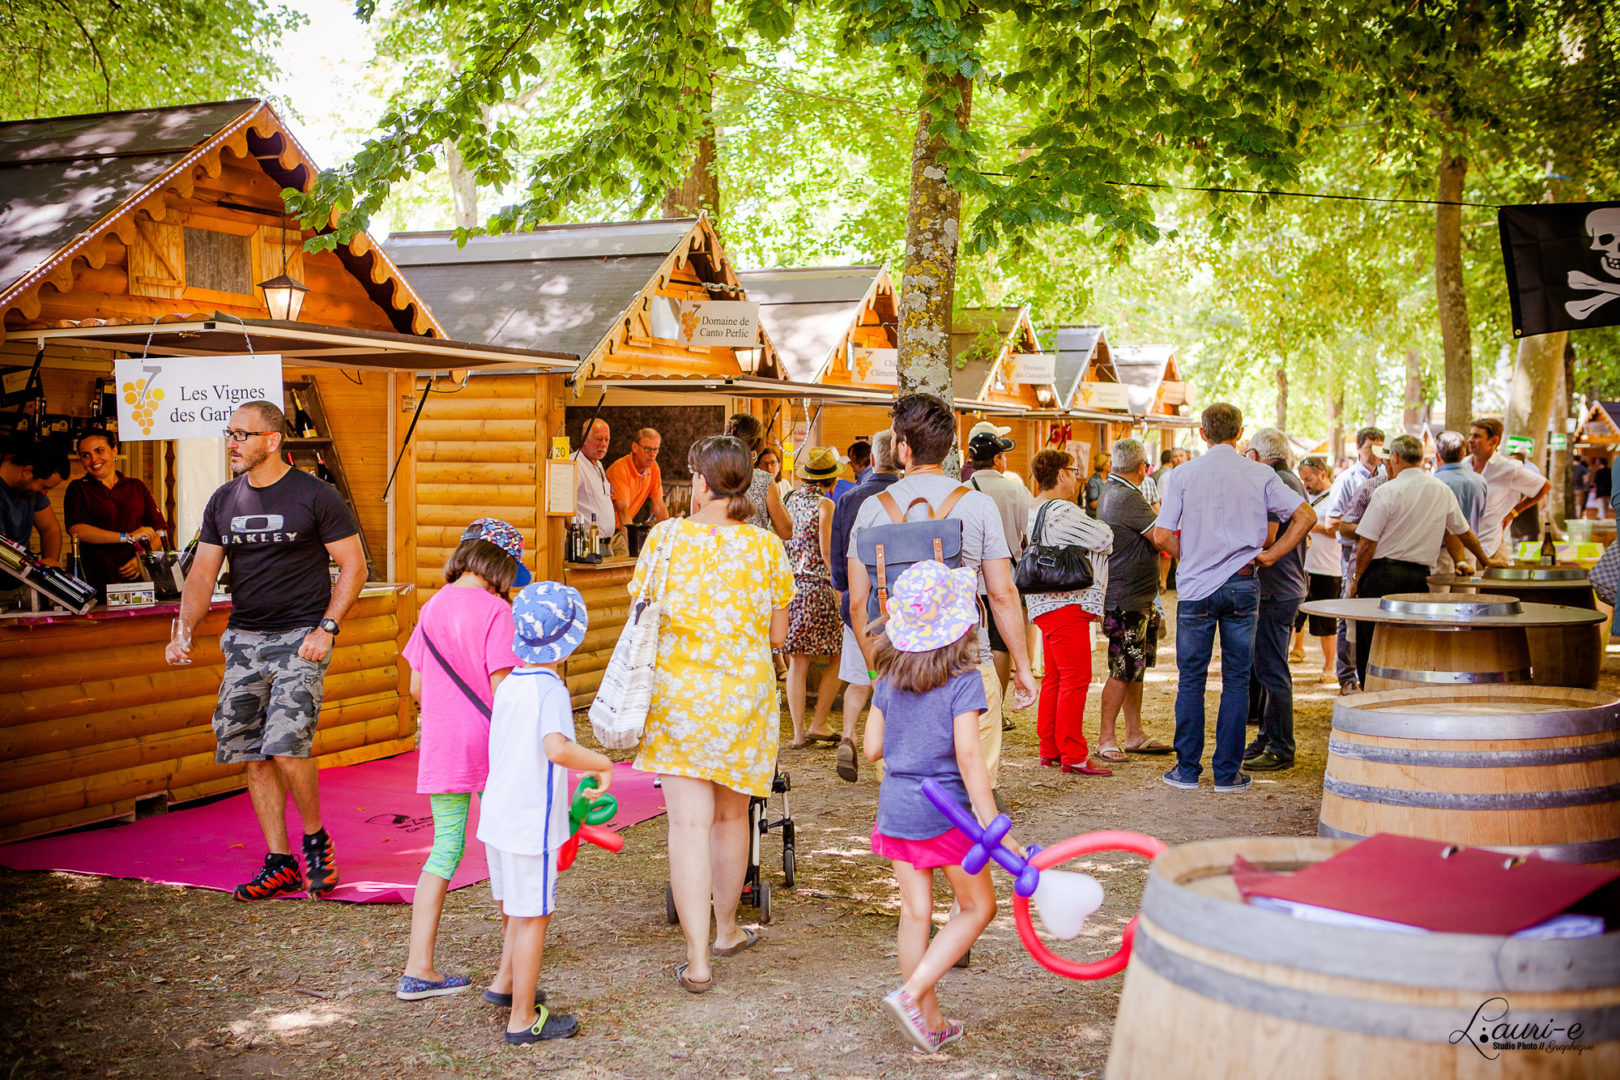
<box><xmin>968</xmin><ymin>420</ymin><xmax>1013</xmax><ymax>440</ymax></box>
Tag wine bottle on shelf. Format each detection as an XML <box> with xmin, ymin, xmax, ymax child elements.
<box><xmin>1539</xmin><ymin>527</ymin><xmax>1558</xmax><ymax>566</ymax></box>
<box><xmin>32</xmin><ymin>392</ymin><xmax>47</xmax><ymax>436</ymax></box>
<box><xmin>290</xmin><ymin>389</ymin><xmax>317</xmax><ymax>438</ymax></box>
<box><xmin>315</xmin><ymin>452</ymin><xmax>336</xmax><ymax>485</ymax></box>
<box><xmin>588</xmin><ymin>513</ymin><xmax>600</xmax><ymax>556</ymax></box>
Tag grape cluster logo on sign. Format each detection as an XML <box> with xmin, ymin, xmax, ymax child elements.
<box><xmin>113</xmin><ymin>354</ymin><xmax>284</xmax><ymax>441</ymax></box>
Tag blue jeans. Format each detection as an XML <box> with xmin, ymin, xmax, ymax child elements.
<box><xmin>1173</xmin><ymin>574</ymin><xmax>1260</xmax><ymax>783</ymax></box>
<box><xmin>1252</xmin><ymin>595</ymin><xmax>1299</xmax><ymax>761</ymax></box>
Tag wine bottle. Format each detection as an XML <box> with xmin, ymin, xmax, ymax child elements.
<box><xmin>1539</xmin><ymin>527</ymin><xmax>1558</xmax><ymax>567</ymax></box>
<box><xmin>290</xmin><ymin>389</ymin><xmax>317</xmax><ymax>438</ymax></box>
<box><xmin>588</xmin><ymin>513</ymin><xmax>600</xmax><ymax>555</ymax></box>
<box><xmin>315</xmin><ymin>452</ymin><xmax>336</xmax><ymax>485</ymax></box>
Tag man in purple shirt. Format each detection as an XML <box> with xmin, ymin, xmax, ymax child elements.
<box><xmin>1150</xmin><ymin>404</ymin><xmax>1315</xmax><ymax>793</ymax></box>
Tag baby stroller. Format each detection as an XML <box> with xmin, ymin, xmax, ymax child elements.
<box><xmin>663</xmin><ymin>768</ymin><xmax>795</xmax><ymax>924</ymax></box>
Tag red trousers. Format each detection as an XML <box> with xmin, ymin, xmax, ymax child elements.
<box><xmin>1033</xmin><ymin>605</ymin><xmax>1095</xmax><ymax>766</ymax></box>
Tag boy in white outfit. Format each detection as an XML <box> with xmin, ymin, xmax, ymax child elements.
<box><xmin>477</xmin><ymin>581</ymin><xmax>610</xmax><ymax>1044</ymax></box>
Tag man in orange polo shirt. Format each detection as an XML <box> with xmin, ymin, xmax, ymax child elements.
<box><xmin>605</xmin><ymin>427</ymin><xmax>670</xmax><ymax>552</ymax></box>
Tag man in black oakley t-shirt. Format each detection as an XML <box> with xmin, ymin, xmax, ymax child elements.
<box><xmin>167</xmin><ymin>399</ymin><xmax>366</xmax><ymax>900</ymax></box>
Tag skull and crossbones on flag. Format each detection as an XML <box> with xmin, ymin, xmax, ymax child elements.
<box><xmin>1499</xmin><ymin>200</ymin><xmax>1620</xmax><ymax>336</ymax></box>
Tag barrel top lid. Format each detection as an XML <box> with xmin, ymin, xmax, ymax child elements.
<box><xmin>1482</xmin><ymin>566</ymin><xmax>1588</xmax><ymax>581</ymax></box>
<box><xmin>1378</xmin><ymin>592</ymin><xmax>1521</xmax><ymax>617</ymax></box>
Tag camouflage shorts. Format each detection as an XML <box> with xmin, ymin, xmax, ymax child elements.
<box><xmin>212</xmin><ymin>626</ymin><xmax>330</xmax><ymax>763</ymax></box>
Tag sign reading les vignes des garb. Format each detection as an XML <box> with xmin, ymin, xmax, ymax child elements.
<box><xmin>678</xmin><ymin>301</ymin><xmax>761</xmax><ymax>347</ymax></box>
<box><xmin>114</xmin><ymin>354</ymin><xmax>284</xmax><ymax>441</ymax></box>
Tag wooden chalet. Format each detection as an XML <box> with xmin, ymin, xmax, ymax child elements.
<box><xmin>736</xmin><ymin>265</ymin><xmax>898</xmax><ymax>473</ymax></box>
<box><xmin>950</xmin><ymin>307</ymin><xmax>1058</xmax><ymax>481</ymax></box>
<box><xmin>0</xmin><ymin>99</ymin><xmax>574</xmax><ymax>842</ymax></box>
<box><xmin>387</xmin><ymin>218</ymin><xmax>833</xmax><ymax>709</ymax></box>
<box><xmin>1050</xmin><ymin>324</ymin><xmax>1136</xmax><ymax>469</ymax></box>
<box><xmin>1575</xmin><ymin>401</ymin><xmax>1620</xmax><ymax>463</ymax></box>
<box><xmin>1113</xmin><ymin>344</ymin><xmax>1198</xmax><ymax>456</ymax></box>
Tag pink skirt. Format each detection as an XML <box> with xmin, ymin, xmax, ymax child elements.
<box><xmin>871</xmin><ymin>823</ymin><xmax>976</xmax><ymax>870</ymax></box>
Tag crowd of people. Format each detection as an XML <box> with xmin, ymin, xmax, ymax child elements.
<box><xmin>115</xmin><ymin>391</ymin><xmax>1565</xmax><ymax>1053</ymax></box>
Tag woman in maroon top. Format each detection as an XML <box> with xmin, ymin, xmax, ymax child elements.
<box><xmin>65</xmin><ymin>429</ymin><xmax>166</xmax><ymax>591</ymax></box>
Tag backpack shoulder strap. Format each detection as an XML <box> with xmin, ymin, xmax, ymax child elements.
<box><xmin>875</xmin><ymin>490</ymin><xmax>905</xmax><ymax>524</ymax></box>
<box><xmin>937</xmin><ymin>484</ymin><xmax>973</xmax><ymax>520</ymax></box>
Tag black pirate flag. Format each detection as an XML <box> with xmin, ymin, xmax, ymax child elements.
<box><xmin>1499</xmin><ymin>201</ymin><xmax>1620</xmax><ymax>336</ymax></box>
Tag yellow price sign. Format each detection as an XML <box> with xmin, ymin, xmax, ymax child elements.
<box><xmin>551</xmin><ymin>436</ymin><xmax>572</xmax><ymax>460</ymax></box>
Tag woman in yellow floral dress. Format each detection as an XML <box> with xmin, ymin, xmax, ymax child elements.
<box><xmin>631</xmin><ymin>435</ymin><xmax>793</xmax><ymax>994</ymax></box>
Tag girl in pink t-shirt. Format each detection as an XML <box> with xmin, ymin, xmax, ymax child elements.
<box><xmin>396</xmin><ymin>519</ymin><xmax>527</xmax><ymax>1002</ymax></box>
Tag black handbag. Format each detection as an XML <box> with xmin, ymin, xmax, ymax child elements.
<box><xmin>1014</xmin><ymin>499</ymin><xmax>1095</xmax><ymax>594</ymax></box>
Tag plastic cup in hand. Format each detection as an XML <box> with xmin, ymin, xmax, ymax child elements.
<box><xmin>171</xmin><ymin>617</ymin><xmax>192</xmax><ymax>664</ymax></box>
<box><xmin>1032</xmin><ymin>869</ymin><xmax>1105</xmax><ymax>940</ymax></box>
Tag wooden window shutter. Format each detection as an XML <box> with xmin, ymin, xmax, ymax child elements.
<box><xmin>128</xmin><ymin>218</ymin><xmax>184</xmax><ymax>299</ymax></box>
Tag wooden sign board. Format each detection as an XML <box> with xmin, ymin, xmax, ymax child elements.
<box><xmin>1075</xmin><ymin>380</ymin><xmax>1130</xmax><ymax>410</ymax></box>
<box><xmin>1011</xmin><ymin>352</ymin><xmax>1057</xmax><ymax>384</ymax></box>
<box><xmin>850</xmin><ymin>346</ymin><xmax>899</xmax><ymax>386</ymax></box>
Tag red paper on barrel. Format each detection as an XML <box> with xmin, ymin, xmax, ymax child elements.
<box><xmin>1232</xmin><ymin>833</ymin><xmax>1618</xmax><ymax>935</ymax></box>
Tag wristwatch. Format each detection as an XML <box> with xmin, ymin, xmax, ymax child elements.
<box><xmin>318</xmin><ymin>617</ymin><xmax>340</xmax><ymax>635</ymax></box>
<box><xmin>119</xmin><ymin>532</ymin><xmax>130</xmax><ymax>544</ymax></box>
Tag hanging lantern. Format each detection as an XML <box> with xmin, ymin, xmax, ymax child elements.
<box><xmin>257</xmin><ymin>273</ymin><xmax>310</xmax><ymax>321</ymax></box>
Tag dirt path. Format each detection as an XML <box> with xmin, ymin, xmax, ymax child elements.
<box><xmin>0</xmin><ymin>641</ymin><xmax>1371</xmax><ymax>1080</ymax></box>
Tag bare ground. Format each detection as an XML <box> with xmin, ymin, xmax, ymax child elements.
<box><xmin>0</xmin><ymin>637</ymin><xmax>1361</xmax><ymax>1080</ymax></box>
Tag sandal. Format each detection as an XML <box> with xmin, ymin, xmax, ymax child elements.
<box><xmin>804</xmin><ymin>731</ymin><xmax>840</xmax><ymax>745</ymax></box>
<box><xmin>836</xmin><ymin>738</ymin><xmax>859</xmax><ymax>782</ymax></box>
<box><xmin>674</xmin><ymin>962</ymin><xmax>712</xmax><ymax>994</ymax></box>
<box><xmin>711</xmin><ymin>927</ymin><xmax>759</xmax><ymax>957</ymax></box>
<box><xmin>1124</xmin><ymin>737</ymin><xmax>1173</xmax><ymax>755</ymax></box>
<box><xmin>1095</xmin><ymin>746</ymin><xmax>1129</xmax><ymax>763</ymax></box>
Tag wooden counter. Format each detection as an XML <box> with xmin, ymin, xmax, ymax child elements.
<box><xmin>0</xmin><ymin>586</ymin><xmax>415</xmax><ymax>843</ymax></box>
<box><xmin>562</xmin><ymin>557</ymin><xmax>637</xmax><ymax>711</ymax></box>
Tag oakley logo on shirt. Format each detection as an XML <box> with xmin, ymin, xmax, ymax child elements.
<box><xmin>227</xmin><ymin>513</ymin><xmax>296</xmax><ymax>543</ymax></box>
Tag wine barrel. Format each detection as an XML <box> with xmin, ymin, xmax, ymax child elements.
<box><xmin>1106</xmin><ymin>837</ymin><xmax>1620</xmax><ymax>1079</ymax></box>
<box><xmin>1363</xmin><ymin>594</ymin><xmax>1533</xmax><ymax>692</ymax></box>
<box><xmin>1453</xmin><ymin>569</ymin><xmax>1601</xmax><ymax>690</ymax></box>
<box><xmin>1319</xmin><ymin>685</ymin><xmax>1620</xmax><ymax>866</ymax></box>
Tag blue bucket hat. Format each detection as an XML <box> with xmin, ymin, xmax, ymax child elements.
<box><xmin>512</xmin><ymin>581</ymin><xmax>588</xmax><ymax>664</ymax></box>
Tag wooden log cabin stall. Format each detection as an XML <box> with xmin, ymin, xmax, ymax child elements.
<box><xmin>386</xmin><ymin>216</ymin><xmax>884</xmax><ymax>711</ymax></box>
<box><xmin>949</xmin><ymin>306</ymin><xmax>1059</xmax><ymax>482</ymax></box>
<box><xmin>0</xmin><ymin>99</ymin><xmax>575</xmax><ymax>843</ymax></box>
<box><xmin>1044</xmin><ymin>324</ymin><xmax>1139</xmax><ymax>468</ymax></box>
<box><xmin>737</xmin><ymin>265</ymin><xmax>902</xmax><ymax>475</ymax></box>
<box><xmin>1112</xmin><ymin>344</ymin><xmax>1200</xmax><ymax>455</ymax></box>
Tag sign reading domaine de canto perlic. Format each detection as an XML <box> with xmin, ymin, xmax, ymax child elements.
<box><xmin>678</xmin><ymin>300</ymin><xmax>762</xmax><ymax>348</ymax></box>
<box><xmin>113</xmin><ymin>354</ymin><xmax>284</xmax><ymax>441</ymax></box>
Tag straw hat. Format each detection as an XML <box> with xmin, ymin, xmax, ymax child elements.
<box><xmin>796</xmin><ymin>446</ymin><xmax>844</xmax><ymax>481</ymax></box>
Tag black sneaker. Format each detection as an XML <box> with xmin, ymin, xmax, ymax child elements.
<box><xmin>1242</xmin><ymin>740</ymin><xmax>1267</xmax><ymax>761</ymax></box>
<box><xmin>302</xmin><ymin>829</ymin><xmax>339</xmax><ymax>899</ymax></box>
<box><xmin>1245</xmin><ymin>752</ymin><xmax>1294</xmax><ymax>772</ymax></box>
<box><xmin>234</xmin><ymin>854</ymin><xmax>302</xmax><ymax>901</ymax></box>
<box><xmin>1214</xmin><ymin>773</ymin><xmax>1253</xmax><ymax>793</ymax></box>
<box><xmin>1162</xmin><ymin>767</ymin><xmax>1200</xmax><ymax>790</ymax></box>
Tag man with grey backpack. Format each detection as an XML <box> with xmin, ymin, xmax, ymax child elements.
<box><xmin>846</xmin><ymin>394</ymin><xmax>1037</xmax><ymax>797</ymax></box>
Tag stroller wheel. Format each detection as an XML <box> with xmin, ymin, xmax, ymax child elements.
<box><xmin>664</xmin><ymin>883</ymin><xmax>679</xmax><ymax>925</ymax></box>
<box><xmin>782</xmin><ymin>846</ymin><xmax>796</xmax><ymax>889</ymax></box>
<box><xmin>757</xmin><ymin>881</ymin><xmax>772</xmax><ymax>925</ymax></box>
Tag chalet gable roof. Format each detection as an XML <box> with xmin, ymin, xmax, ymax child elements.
<box><xmin>735</xmin><ymin>265</ymin><xmax>888</xmax><ymax>383</ymax></box>
<box><xmin>386</xmin><ymin>216</ymin><xmax>774</xmax><ymax>383</ymax></box>
<box><xmin>1051</xmin><ymin>324</ymin><xmax>1124</xmax><ymax>408</ymax></box>
<box><xmin>949</xmin><ymin>306</ymin><xmax>1056</xmax><ymax>406</ymax></box>
<box><xmin>1112</xmin><ymin>344</ymin><xmax>1178</xmax><ymax>415</ymax></box>
<box><xmin>0</xmin><ymin>99</ymin><xmax>441</xmax><ymax>339</ymax></box>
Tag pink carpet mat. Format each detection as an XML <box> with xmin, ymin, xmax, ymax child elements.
<box><xmin>0</xmin><ymin>753</ymin><xmax>665</xmax><ymax>903</ymax></box>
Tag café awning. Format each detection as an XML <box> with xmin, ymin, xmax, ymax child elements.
<box><xmin>21</xmin><ymin>316</ymin><xmax>577</xmax><ymax>373</ymax></box>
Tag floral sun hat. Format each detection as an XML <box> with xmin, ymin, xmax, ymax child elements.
<box><xmin>885</xmin><ymin>560</ymin><xmax>979</xmax><ymax>654</ymax></box>
<box><xmin>511</xmin><ymin>581</ymin><xmax>588</xmax><ymax>664</ymax></box>
<box><xmin>461</xmin><ymin>517</ymin><xmax>531</xmax><ymax>587</ymax></box>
